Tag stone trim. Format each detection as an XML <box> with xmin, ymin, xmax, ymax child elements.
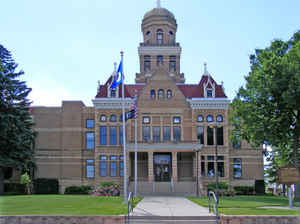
<box><xmin>92</xmin><ymin>98</ymin><xmax>134</xmax><ymax>109</ymax></box>
<box><xmin>187</xmin><ymin>98</ymin><xmax>230</xmax><ymax>110</ymax></box>
<box><xmin>220</xmin><ymin>215</ymin><xmax>300</xmax><ymax>224</ymax></box>
<box><xmin>0</xmin><ymin>216</ymin><xmax>124</xmax><ymax>224</ymax></box>
<box><xmin>138</xmin><ymin>46</ymin><xmax>181</xmax><ymax>55</ymax></box>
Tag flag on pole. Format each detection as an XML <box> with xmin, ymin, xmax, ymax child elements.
<box><xmin>125</xmin><ymin>95</ymin><xmax>137</xmax><ymax>121</ymax></box>
<box><xmin>110</xmin><ymin>61</ymin><xmax>124</xmax><ymax>90</ymax></box>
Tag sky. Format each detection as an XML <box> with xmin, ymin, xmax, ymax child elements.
<box><xmin>1</xmin><ymin>0</ymin><xmax>299</xmax><ymax>107</ymax></box>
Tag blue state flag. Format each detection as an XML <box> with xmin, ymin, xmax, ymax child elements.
<box><xmin>110</xmin><ymin>61</ymin><xmax>124</xmax><ymax>90</ymax></box>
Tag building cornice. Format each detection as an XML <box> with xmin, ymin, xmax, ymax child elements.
<box><xmin>187</xmin><ymin>98</ymin><xmax>231</xmax><ymax>110</ymax></box>
<box><xmin>92</xmin><ymin>98</ymin><xmax>134</xmax><ymax>109</ymax></box>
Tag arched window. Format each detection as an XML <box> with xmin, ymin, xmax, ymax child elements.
<box><xmin>216</xmin><ymin>115</ymin><xmax>223</xmax><ymax>122</ymax></box>
<box><xmin>150</xmin><ymin>89</ymin><xmax>156</xmax><ymax>99</ymax></box>
<box><xmin>207</xmin><ymin>115</ymin><xmax>213</xmax><ymax>122</ymax></box>
<box><xmin>100</xmin><ymin>115</ymin><xmax>106</xmax><ymax>122</ymax></box>
<box><xmin>197</xmin><ymin>115</ymin><xmax>203</xmax><ymax>122</ymax></box>
<box><xmin>157</xmin><ymin>29</ymin><xmax>163</xmax><ymax>45</ymax></box>
<box><xmin>158</xmin><ymin>89</ymin><xmax>164</xmax><ymax>99</ymax></box>
<box><xmin>110</xmin><ymin>115</ymin><xmax>117</xmax><ymax>122</ymax></box>
<box><xmin>167</xmin><ymin>90</ymin><xmax>172</xmax><ymax>99</ymax></box>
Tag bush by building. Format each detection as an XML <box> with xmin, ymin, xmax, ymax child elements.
<box><xmin>92</xmin><ymin>182</ymin><xmax>120</xmax><ymax>196</ymax></box>
<box><xmin>234</xmin><ymin>186</ymin><xmax>255</xmax><ymax>195</ymax></box>
<box><xmin>33</xmin><ymin>178</ymin><xmax>59</xmax><ymax>194</ymax></box>
<box><xmin>4</xmin><ymin>183</ymin><xmax>25</xmax><ymax>195</ymax></box>
<box><xmin>64</xmin><ymin>186</ymin><xmax>93</xmax><ymax>194</ymax></box>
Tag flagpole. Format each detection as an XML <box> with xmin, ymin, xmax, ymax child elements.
<box><xmin>134</xmin><ymin>92</ymin><xmax>138</xmax><ymax>197</ymax></box>
<box><xmin>121</xmin><ymin>51</ymin><xmax>127</xmax><ymax>202</ymax></box>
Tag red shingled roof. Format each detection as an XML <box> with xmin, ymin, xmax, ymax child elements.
<box><xmin>95</xmin><ymin>75</ymin><xmax>226</xmax><ymax>98</ymax></box>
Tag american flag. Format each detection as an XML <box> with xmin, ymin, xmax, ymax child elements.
<box><xmin>131</xmin><ymin>95</ymin><xmax>137</xmax><ymax>119</ymax></box>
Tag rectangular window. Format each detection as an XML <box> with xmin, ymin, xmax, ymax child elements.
<box><xmin>233</xmin><ymin>158</ymin><xmax>242</xmax><ymax>179</ymax></box>
<box><xmin>144</xmin><ymin>56</ymin><xmax>151</xmax><ymax>72</ymax></box>
<box><xmin>120</xmin><ymin>156</ymin><xmax>124</xmax><ymax>176</ymax></box>
<box><xmin>86</xmin><ymin>119</ymin><xmax>94</xmax><ymax>129</ymax></box>
<box><xmin>157</xmin><ymin>55</ymin><xmax>163</xmax><ymax>66</ymax></box>
<box><xmin>201</xmin><ymin>161</ymin><xmax>205</xmax><ymax>176</ymax></box>
<box><xmin>143</xmin><ymin>116</ymin><xmax>150</xmax><ymax>124</ymax></box>
<box><xmin>173</xmin><ymin>126</ymin><xmax>181</xmax><ymax>142</ymax></box>
<box><xmin>110</xmin><ymin>156</ymin><xmax>117</xmax><ymax>177</ymax></box>
<box><xmin>217</xmin><ymin>127</ymin><xmax>224</xmax><ymax>145</ymax></box>
<box><xmin>99</xmin><ymin>156</ymin><xmax>107</xmax><ymax>177</ymax></box>
<box><xmin>207</xmin><ymin>89</ymin><xmax>213</xmax><ymax>97</ymax></box>
<box><xmin>207</xmin><ymin>162</ymin><xmax>215</xmax><ymax>177</ymax></box>
<box><xmin>217</xmin><ymin>162</ymin><xmax>225</xmax><ymax>177</ymax></box>
<box><xmin>86</xmin><ymin>132</ymin><xmax>94</xmax><ymax>150</ymax></box>
<box><xmin>197</xmin><ymin>126</ymin><xmax>204</xmax><ymax>144</ymax></box>
<box><xmin>169</xmin><ymin>61</ymin><xmax>176</xmax><ymax>72</ymax></box>
<box><xmin>142</xmin><ymin>126</ymin><xmax>150</xmax><ymax>142</ymax></box>
<box><xmin>163</xmin><ymin>126</ymin><xmax>171</xmax><ymax>142</ymax></box>
<box><xmin>100</xmin><ymin>126</ymin><xmax>107</xmax><ymax>145</ymax></box>
<box><xmin>119</xmin><ymin>126</ymin><xmax>123</xmax><ymax>145</ymax></box>
<box><xmin>109</xmin><ymin>126</ymin><xmax>117</xmax><ymax>145</ymax></box>
<box><xmin>233</xmin><ymin>130</ymin><xmax>241</xmax><ymax>149</ymax></box>
<box><xmin>86</xmin><ymin>160</ymin><xmax>94</xmax><ymax>178</ymax></box>
<box><xmin>207</xmin><ymin>126</ymin><xmax>214</xmax><ymax>145</ymax></box>
<box><xmin>207</xmin><ymin>156</ymin><xmax>214</xmax><ymax>161</ymax></box>
<box><xmin>173</xmin><ymin>117</ymin><xmax>181</xmax><ymax>124</ymax></box>
<box><xmin>153</xmin><ymin>126</ymin><xmax>161</xmax><ymax>142</ymax></box>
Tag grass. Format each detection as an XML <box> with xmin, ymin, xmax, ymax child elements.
<box><xmin>0</xmin><ymin>195</ymin><xmax>142</xmax><ymax>216</ymax></box>
<box><xmin>188</xmin><ymin>196</ymin><xmax>300</xmax><ymax>216</ymax></box>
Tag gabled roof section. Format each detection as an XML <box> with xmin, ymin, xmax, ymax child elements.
<box><xmin>95</xmin><ymin>75</ymin><xmax>145</xmax><ymax>98</ymax></box>
<box><xmin>176</xmin><ymin>75</ymin><xmax>227</xmax><ymax>98</ymax></box>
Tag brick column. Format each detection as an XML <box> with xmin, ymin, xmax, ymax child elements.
<box><xmin>148</xmin><ymin>151</ymin><xmax>153</xmax><ymax>182</ymax></box>
<box><xmin>172</xmin><ymin>152</ymin><xmax>177</xmax><ymax>182</ymax></box>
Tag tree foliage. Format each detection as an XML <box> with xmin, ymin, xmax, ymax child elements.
<box><xmin>231</xmin><ymin>31</ymin><xmax>300</xmax><ymax>198</ymax></box>
<box><xmin>0</xmin><ymin>44</ymin><xmax>36</xmax><ymax>195</ymax></box>
<box><xmin>231</xmin><ymin>31</ymin><xmax>300</xmax><ymax>163</ymax></box>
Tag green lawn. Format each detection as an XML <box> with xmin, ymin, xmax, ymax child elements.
<box><xmin>0</xmin><ymin>195</ymin><xmax>142</xmax><ymax>216</ymax></box>
<box><xmin>188</xmin><ymin>196</ymin><xmax>300</xmax><ymax>216</ymax></box>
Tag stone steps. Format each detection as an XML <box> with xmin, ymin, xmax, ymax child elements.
<box><xmin>126</xmin><ymin>216</ymin><xmax>217</xmax><ymax>224</ymax></box>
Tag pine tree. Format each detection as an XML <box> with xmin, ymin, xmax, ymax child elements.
<box><xmin>0</xmin><ymin>44</ymin><xmax>36</xmax><ymax>195</ymax></box>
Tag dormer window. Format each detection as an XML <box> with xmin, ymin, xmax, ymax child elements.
<box><xmin>157</xmin><ymin>29</ymin><xmax>163</xmax><ymax>45</ymax></box>
<box><xmin>111</xmin><ymin>89</ymin><xmax>116</xmax><ymax>97</ymax></box>
<box><xmin>167</xmin><ymin>90</ymin><xmax>172</xmax><ymax>99</ymax></box>
<box><xmin>207</xmin><ymin>89</ymin><xmax>213</xmax><ymax>97</ymax></box>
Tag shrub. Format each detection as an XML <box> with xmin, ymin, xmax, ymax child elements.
<box><xmin>255</xmin><ymin>179</ymin><xmax>265</xmax><ymax>195</ymax></box>
<box><xmin>207</xmin><ymin>182</ymin><xmax>229</xmax><ymax>192</ymax></box>
<box><xmin>4</xmin><ymin>183</ymin><xmax>25</xmax><ymax>195</ymax></box>
<box><xmin>92</xmin><ymin>182</ymin><xmax>120</xmax><ymax>196</ymax></box>
<box><xmin>234</xmin><ymin>186</ymin><xmax>255</xmax><ymax>195</ymax></box>
<box><xmin>33</xmin><ymin>178</ymin><xmax>59</xmax><ymax>194</ymax></box>
<box><xmin>65</xmin><ymin>186</ymin><xmax>93</xmax><ymax>194</ymax></box>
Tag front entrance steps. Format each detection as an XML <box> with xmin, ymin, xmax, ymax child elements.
<box><xmin>129</xmin><ymin>181</ymin><xmax>198</xmax><ymax>196</ymax></box>
<box><xmin>128</xmin><ymin>216</ymin><xmax>216</xmax><ymax>224</ymax></box>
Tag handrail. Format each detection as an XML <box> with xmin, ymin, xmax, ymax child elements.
<box><xmin>208</xmin><ymin>191</ymin><xmax>219</xmax><ymax>224</ymax></box>
<box><xmin>127</xmin><ymin>192</ymin><xmax>134</xmax><ymax>224</ymax></box>
<box><xmin>171</xmin><ymin>177</ymin><xmax>175</xmax><ymax>192</ymax></box>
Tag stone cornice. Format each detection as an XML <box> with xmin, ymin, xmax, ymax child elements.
<box><xmin>187</xmin><ymin>98</ymin><xmax>230</xmax><ymax>110</ymax></box>
<box><xmin>92</xmin><ymin>98</ymin><xmax>134</xmax><ymax>109</ymax></box>
<box><xmin>138</xmin><ymin>46</ymin><xmax>181</xmax><ymax>55</ymax></box>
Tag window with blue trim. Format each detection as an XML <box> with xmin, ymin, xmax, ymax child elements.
<box><xmin>86</xmin><ymin>119</ymin><xmax>94</xmax><ymax>129</ymax></box>
<box><xmin>110</xmin><ymin>156</ymin><xmax>117</xmax><ymax>177</ymax></box>
<box><xmin>110</xmin><ymin>126</ymin><xmax>117</xmax><ymax>145</ymax></box>
<box><xmin>86</xmin><ymin>160</ymin><xmax>94</xmax><ymax>178</ymax></box>
<box><xmin>100</xmin><ymin>126</ymin><xmax>107</xmax><ymax>145</ymax></box>
<box><xmin>86</xmin><ymin>132</ymin><xmax>94</xmax><ymax>150</ymax></box>
<box><xmin>99</xmin><ymin>156</ymin><xmax>107</xmax><ymax>177</ymax></box>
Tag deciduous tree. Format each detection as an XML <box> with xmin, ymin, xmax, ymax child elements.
<box><xmin>231</xmin><ymin>31</ymin><xmax>300</xmax><ymax>200</ymax></box>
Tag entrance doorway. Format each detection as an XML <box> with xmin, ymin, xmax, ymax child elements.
<box><xmin>153</xmin><ymin>153</ymin><xmax>172</xmax><ymax>182</ymax></box>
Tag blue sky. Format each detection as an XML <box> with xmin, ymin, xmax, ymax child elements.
<box><xmin>1</xmin><ymin>0</ymin><xmax>299</xmax><ymax>106</ymax></box>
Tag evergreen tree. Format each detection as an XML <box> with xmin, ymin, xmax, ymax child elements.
<box><xmin>0</xmin><ymin>44</ymin><xmax>36</xmax><ymax>195</ymax></box>
<box><xmin>231</xmin><ymin>31</ymin><xmax>300</xmax><ymax>199</ymax></box>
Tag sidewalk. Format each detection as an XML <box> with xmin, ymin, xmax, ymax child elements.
<box><xmin>131</xmin><ymin>196</ymin><xmax>212</xmax><ymax>216</ymax></box>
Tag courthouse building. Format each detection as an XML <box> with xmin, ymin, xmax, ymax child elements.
<box><xmin>31</xmin><ymin>4</ymin><xmax>264</xmax><ymax>194</ymax></box>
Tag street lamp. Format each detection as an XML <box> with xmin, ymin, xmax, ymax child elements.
<box><xmin>194</xmin><ymin>139</ymin><xmax>203</xmax><ymax>197</ymax></box>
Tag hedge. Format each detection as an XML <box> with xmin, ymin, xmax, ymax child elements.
<box><xmin>4</xmin><ymin>183</ymin><xmax>25</xmax><ymax>195</ymax></box>
<box><xmin>234</xmin><ymin>186</ymin><xmax>255</xmax><ymax>195</ymax></box>
<box><xmin>33</xmin><ymin>178</ymin><xmax>59</xmax><ymax>194</ymax></box>
<box><xmin>255</xmin><ymin>179</ymin><xmax>265</xmax><ymax>195</ymax></box>
<box><xmin>64</xmin><ymin>186</ymin><xmax>93</xmax><ymax>194</ymax></box>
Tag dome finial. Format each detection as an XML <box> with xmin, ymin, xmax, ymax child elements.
<box><xmin>157</xmin><ymin>0</ymin><xmax>161</xmax><ymax>8</ymax></box>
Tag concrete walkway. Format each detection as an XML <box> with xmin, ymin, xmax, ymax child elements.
<box><xmin>131</xmin><ymin>196</ymin><xmax>212</xmax><ymax>216</ymax></box>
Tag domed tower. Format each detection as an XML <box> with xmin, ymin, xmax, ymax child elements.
<box><xmin>136</xmin><ymin>1</ymin><xmax>184</xmax><ymax>83</ymax></box>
